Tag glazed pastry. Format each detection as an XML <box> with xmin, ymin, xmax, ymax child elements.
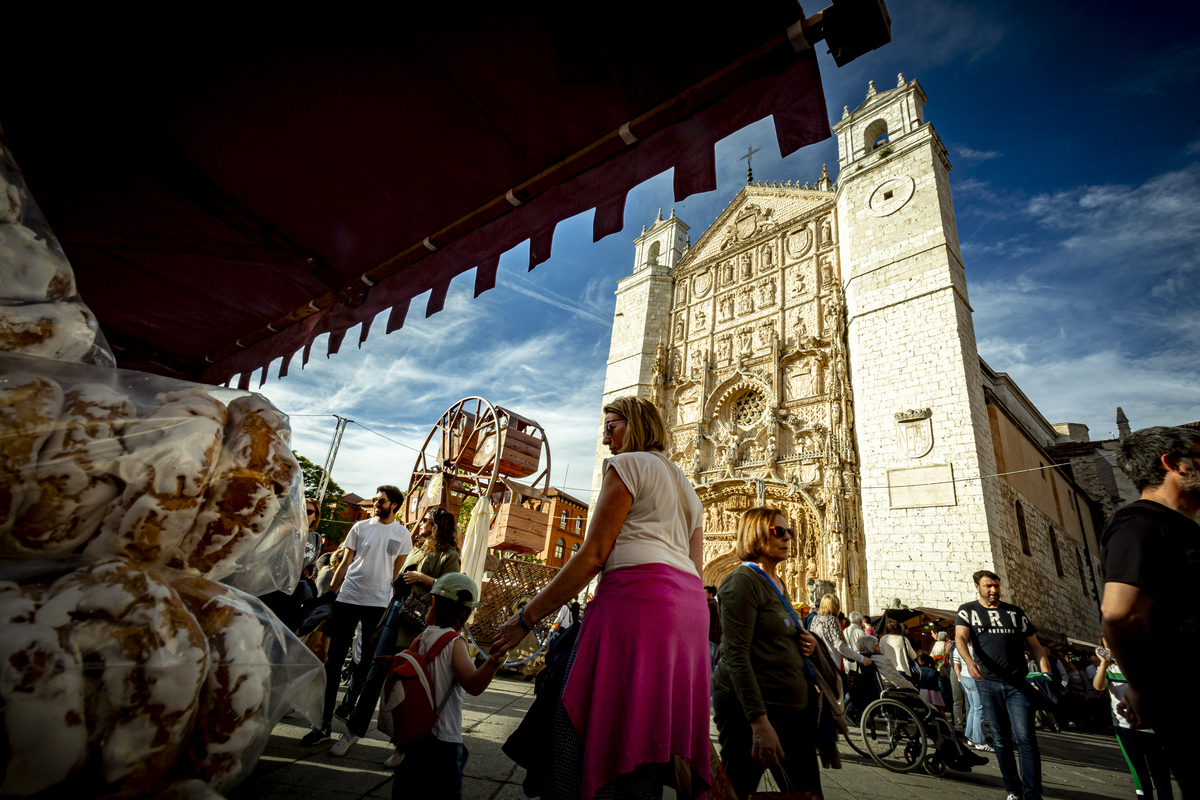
<box><xmin>0</xmin><ymin>302</ymin><xmax>96</xmax><ymax>361</ymax></box>
<box><xmin>87</xmin><ymin>389</ymin><xmax>227</xmax><ymax>564</ymax></box>
<box><xmin>35</xmin><ymin>560</ymin><xmax>209</xmax><ymax>792</ymax></box>
<box><xmin>11</xmin><ymin>384</ymin><xmax>132</xmax><ymax>555</ymax></box>
<box><xmin>0</xmin><ymin>581</ymin><xmax>89</xmax><ymax>796</ymax></box>
<box><xmin>179</xmin><ymin>394</ymin><xmax>300</xmax><ymax>579</ymax></box>
<box><xmin>0</xmin><ymin>223</ymin><xmax>75</xmax><ymax>302</ymax></box>
<box><xmin>0</xmin><ymin>373</ymin><xmax>63</xmax><ymax>534</ymax></box>
<box><xmin>169</xmin><ymin>575</ymin><xmax>271</xmax><ymax>790</ymax></box>
<box><xmin>0</xmin><ymin>171</ymin><xmax>21</xmax><ymax>225</ymax></box>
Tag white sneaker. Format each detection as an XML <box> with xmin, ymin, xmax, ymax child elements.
<box><xmin>1006</xmin><ymin>794</ymin><xmax>1020</xmax><ymax>800</ymax></box>
<box><xmin>382</xmin><ymin>748</ymin><xmax>405</xmax><ymax>769</ymax></box>
<box><xmin>329</xmin><ymin>733</ymin><xmax>360</xmax><ymax>756</ymax></box>
<box><xmin>975</xmin><ymin>743</ymin><xmax>995</xmax><ymax>752</ymax></box>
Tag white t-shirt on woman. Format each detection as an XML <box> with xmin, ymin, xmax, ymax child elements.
<box><xmin>601</xmin><ymin>451</ymin><xmax>703</xmax><ymax>577</ymax></box>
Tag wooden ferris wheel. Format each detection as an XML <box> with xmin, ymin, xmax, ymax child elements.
<box><xmin>402</xmin><ymin>397</ymin><xmax>552</xmax><ymax>533</ymax></box>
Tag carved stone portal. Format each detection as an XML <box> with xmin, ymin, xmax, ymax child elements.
<box><xmin>660</xmin><ymin>195</ymin><xmax>864</xmax><ymax>610</ymax></box>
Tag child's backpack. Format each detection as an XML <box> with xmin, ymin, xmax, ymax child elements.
<box><xmin>377</xmin><ymin>629</ymin><xmax>459</xmax><ymax>746</ymax></box>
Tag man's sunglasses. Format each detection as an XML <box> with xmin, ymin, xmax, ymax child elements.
<box><xmin>768</xmin><ymin>526</ymin><xmax>796</xmax><ymax>539</ymax></box>
<box><xmin>373</xmin><ymin>498</ymin><xmax>390</xmax><ymax>505</ymax></box>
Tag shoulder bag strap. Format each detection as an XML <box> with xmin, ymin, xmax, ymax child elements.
<box><xmin>742</xmin><ymin>562</ymin><xmax>817</xmax><ymax>684</ymax></box>
<box><xmin>424</xmin><ymin>630</ymin><xmax>461</xmax><ymax>715</ymax></box>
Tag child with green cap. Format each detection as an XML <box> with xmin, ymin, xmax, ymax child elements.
<box><xmin>392</xmin><ymin>572</ymin><xmax>510</xmax><ymax>800</ymax></box>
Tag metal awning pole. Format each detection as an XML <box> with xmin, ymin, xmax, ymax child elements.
<box><xmin>317</xmin><ymin>415</ymin><xmax>349</xmax><ymax>509</ymax></box>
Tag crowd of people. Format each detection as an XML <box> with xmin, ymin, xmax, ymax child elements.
<box><xmin>274</xmin><ymin>401</ymin><xmax>1196</xmax><ymax>800</ymax></box>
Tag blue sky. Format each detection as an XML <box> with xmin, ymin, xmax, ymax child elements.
<box><xmin>258</xmin><ymin>0</ymin><xmax>1200</xmax><ymax>500</ymax></box>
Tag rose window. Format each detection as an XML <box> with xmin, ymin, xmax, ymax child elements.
<box><xmin>732</xmin><ymin>389</ymin><xmax>766</xmax><ymax>428</ymax></box>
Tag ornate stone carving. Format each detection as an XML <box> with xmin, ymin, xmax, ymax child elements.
<box><xmin>895</xmin><ymin>408</ymin><xmax>934</xmax><ymax>458</ymax></box>
<box><xmin>721</xmin><ymin>260</ymin><xmax>735</xmax><ymax>286</ymax></box>
<box><xmin>791</xmin><ymin>270</ymin><xmax>808</xmax><ymax>298</ymax></box>
<box><xmin>759</xmin><ymin>278</ymin><xmax>777</xmax><ymax>307</ymax></box>
<box><xmin>718</xmin><ymin>293</ymin><xmax>734</xmax><ymax>321</ymax></box>
<box><xmin>740</xmin><ymin>252</ymin><xmax>753</xmax><ymax>281</ymax></box>
<box><xmin>676</xmin><ymin>282</ymin><xmax>688</xmax><ymax>306</ymax></box>
<box><xmin>736</xmin><ymin>287</ymin><xmax>755</xmax><ymax>316</ymax></box>
<box><xmin>695</xmin><ymin>308</ymin><xmax>707</xmax><ymax>331</ymax></box>
<box><xmin>717</xmin><ymin>334</ymin><xmax>732</xmax><ymax>363</ymax></box>
<box><xmin>786</xmin><ymin>227</ymin><xmax>812</xmax><ymax>259</ymax></box>
<box><xmin>820</xmin><ymin>217</ymin><xmax>833</xmax><ymax>247</ymax></box>
<box><xmin>693</xmin><ymin>270</ymin><xmax>713</xmax><ymax>298</ymax></box>
<box><xmin>674</xmin><ymin>315</ymin><xmax>685</xmax><ymax>340</ymax></box>
<box><xmin>760</xmin><ymin>244</ymin><xmax>775</xmax><ymax>271</ymax></box>
<box><xmin>819</xmin><ymin>254</ymin><xmax>835</xmax><ymax>286</ymax></box>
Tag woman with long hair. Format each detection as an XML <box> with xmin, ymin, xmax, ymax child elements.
<box><xmin>493</xmin><ymin>396</ymin><xmax>710</xmax><ymax>800</ymax></box>
<box><xmin>330</xmin><ymin>506</ymin><xmax>462</xmax><ymax>759</ymax></box>
<box><xmin>712</xmin><ymin>507</ymin><xmax>823</xmax><ymax>799</ymax></box>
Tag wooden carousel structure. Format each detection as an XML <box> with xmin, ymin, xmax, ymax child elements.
<box><xmin>403</xmin><ymin>397</ymin><xmax>562</xmax><ymax>657</ymax></box>
<box><xmin>403</xmin><ymin>397</ymin><xmax>554</xmax><ymax>548</ymax></box>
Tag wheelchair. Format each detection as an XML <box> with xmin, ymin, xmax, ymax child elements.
<box><xmin>844</xmin><ymin>664</ymin><xmax>985</xmax><ymax>776</ymax></box>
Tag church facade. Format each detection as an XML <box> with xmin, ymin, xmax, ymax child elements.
<box><xmin>589</xmin><ymin>75</ymin><xmax>1102</xmax><ymax>642</ymax></box>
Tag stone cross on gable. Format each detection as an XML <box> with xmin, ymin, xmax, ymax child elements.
<box><xmin>739</xmin><ymin>145</ymin><xmax>762</xmax><ymax>184</ymax></box>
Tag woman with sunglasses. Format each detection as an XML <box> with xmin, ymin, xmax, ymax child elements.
<box><xmin>493</xmin><ymin>395</ymin><xmax>710</xmax><ymax>800</ymax></box>
<box><xmin>712</xmin><ymin>507</ymin><xmax>823</xmax><ymax>799</ymax></box>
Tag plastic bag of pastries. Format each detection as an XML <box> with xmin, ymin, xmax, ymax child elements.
<box><xmin>0</xmin><ymin>559</ymin><xmax>324</xmax><ymax>798</ymax></box>
<box><xmin>0</xmin><ymin>371</ymin><xmax>63</xmax><ymax>535</ymax></box>
<box><xmin>165</xmin><ymin>573</ymin><xmax>324</xmax><ymax>792</ymax></box>
<box><xmin>0</xmin><ymin>353</ymin><xmax>309</xmax><ymax>596</ymax></box>
<box><xmin>0</xmin><ymin>126</ymin><xmax>114</xmax><ymax>366</ymax></box>
<box><xmin>173</xmin><ymin>394</ymin><xmax>305</xmax><ymax>597</ymax></box>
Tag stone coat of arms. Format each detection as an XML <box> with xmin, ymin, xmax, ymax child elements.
<box><xmin>895</xmin><ymin>408</ymin><xmax>934</xmax><ymax>459</ymax></box>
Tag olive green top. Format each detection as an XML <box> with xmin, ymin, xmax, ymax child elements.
<box><xmin>711</xmin><ymin>564</ymin><xmax>810</xmax><ymax>721</ymax></box>
<box><xmin>401</xmin><ymin>544</ymin><xmax>461</xmax><ymax>603</ymax></box>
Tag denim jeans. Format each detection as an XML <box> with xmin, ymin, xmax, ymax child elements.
<box><xmin>347</xmin><ymin>611</ymin><xmax>404</xmax><ymax>737</ymax></box>
<box><xmin>959</xmin><ymin>673</ymin><xmax>985</xmax><ymax>744</ymax></box>
<box><xmin>975</xmin><ymin>679</ymin><xmax>1041</xmax><ymax>800</ymax></box>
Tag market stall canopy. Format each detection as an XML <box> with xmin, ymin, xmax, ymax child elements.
<box><xmin>3</xmin><ymin>2</ymin><xmax>888</xmax><ymax>385</ymax></box>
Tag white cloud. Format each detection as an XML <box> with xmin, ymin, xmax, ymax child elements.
<box><xmin>955</xmin><ymin>145</ymin><xmax>1002</xmax><ymax>162</ymax></box>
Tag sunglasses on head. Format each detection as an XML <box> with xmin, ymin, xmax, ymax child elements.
<box><xmin>768</xmin><ymin>525</ymin><xmax>796</xmax><ymax>539</ymax></box>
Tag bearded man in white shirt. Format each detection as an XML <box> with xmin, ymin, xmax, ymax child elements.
<box><xmin>301</xmin><ymin>484</ymin><xmax>412</xmax><ymax>745</ymax></box>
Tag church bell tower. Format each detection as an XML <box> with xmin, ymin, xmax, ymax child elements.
<box><xmin>587</xmin><ymin>210</ymin><xmax>690</xmax><ymax>510</ymax></box>
<box><xmin>834</xmin><ymin>75</ymin><xmax>1005</xmax><ymax>611</ymax></box>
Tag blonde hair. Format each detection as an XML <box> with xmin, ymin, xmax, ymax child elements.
<box><xmin>818</xmin><ymin>593</ymin><xmax>840</xmax><ymax>616</ymax></box>
<box><xmin>602</xmin><ymin>396</ymin><xmax>668</xmax><ymax>454</ymax></box>
<box><xmin>734</xmin><ymin>507</ymin><xmax>785</xmax><ymax>561</ymax></box>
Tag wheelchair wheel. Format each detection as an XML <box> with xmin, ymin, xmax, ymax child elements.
<box><xmin>923</xmin><ymin>753</ymin><xmax>947</xmax><ymax>777</ymax></box>
<box><xmin>843</xmin><ymin>730</ymin><xmax>871</xmax><ymax>759</ymax></box>
<box><xmin>859</xmin><ymin>698</ymin><xmax>928</xmax><ymax>773</ymax></box>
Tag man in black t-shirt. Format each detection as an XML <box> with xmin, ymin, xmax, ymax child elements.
<box><xmin>1101</xmin><ymin>425</ymin><xmax>1200</xmax><ymax>798</ymax></box>
<box><xmin>957</xmin><ymin>570</ymin><xmax>1051</xmax><ymax>800</ymax></box>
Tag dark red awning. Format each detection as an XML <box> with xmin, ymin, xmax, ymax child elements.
<box><xmin>3</xmin><ymin>5</ymin><xmax>886</xmax><ymax>385</ymax></box>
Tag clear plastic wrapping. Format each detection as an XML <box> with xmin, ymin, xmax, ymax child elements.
<box><xmin>0</xmin><ymin>127</ymin><xmax>114</xmax><ymax>368</ymax></box>
<box><xmin>0</xmin><ymin>352</ymin><xmax>306</xmax><ymax>596</ymax></box>
<box><xmin>0</xmin><ymin>558</ymin><xmax>324</xmax><ymax>797</ymax></box>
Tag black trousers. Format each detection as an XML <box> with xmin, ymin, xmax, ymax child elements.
<box><xmin>712</xmin><ymin>688</ymin><xmax>821</xmax><ymax>800</ymax></box>
<box><xmin>321</xmin><ymin>601</ymin><xmax>386</xmax><ymax>725</ymax></box>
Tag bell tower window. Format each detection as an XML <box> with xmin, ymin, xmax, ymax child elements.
<box><xmin>865</xmin><ymin>119</ymin><xmax>889</xmax><ymax>151</ymax></box>
<box><xmin>647</xmin><ymin>241</ymin><xmax>660</xmax><ymax>267</ymax></box>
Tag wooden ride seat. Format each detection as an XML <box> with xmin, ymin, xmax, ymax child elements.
<box><xmin>471</xmin><ymin>408</ymin><xmax>543</xmax><ymax>478</ymax></box>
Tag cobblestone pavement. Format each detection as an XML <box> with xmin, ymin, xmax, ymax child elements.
<box><xmin>229</xmin><ymin>675</ymin><xmax>1175</xmax><ymax>800</ymax></box>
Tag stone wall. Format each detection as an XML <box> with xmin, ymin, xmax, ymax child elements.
<box><xmin>991</xmin><ymin>479</ymin><xmax>1102</xmax><ymax>640</ymax></box>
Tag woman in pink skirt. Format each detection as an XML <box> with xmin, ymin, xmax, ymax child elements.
<box><xmin>493</xmin><ymin>396</ymin><xmax>710</xmax><ymax>800</ymax></box>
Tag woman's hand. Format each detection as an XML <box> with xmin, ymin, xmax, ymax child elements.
<box><xmin>798</xmin><ymin>628</ymin><xmax>817</xmax><ymax>658</ymax></box>
<box><xmin>749</xmin><ymin>716</ymin><xmax>786</xmax><ymax>766</ymax></box>
<box><xmin>402</xmin><ymin>571</ymin><xmax>431</xmax><ymax>586</ymax></box>
<box><xmin>492</xmin><ymin>611</ymin><xmax>531</xmax><ymax>653</ymax></box>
